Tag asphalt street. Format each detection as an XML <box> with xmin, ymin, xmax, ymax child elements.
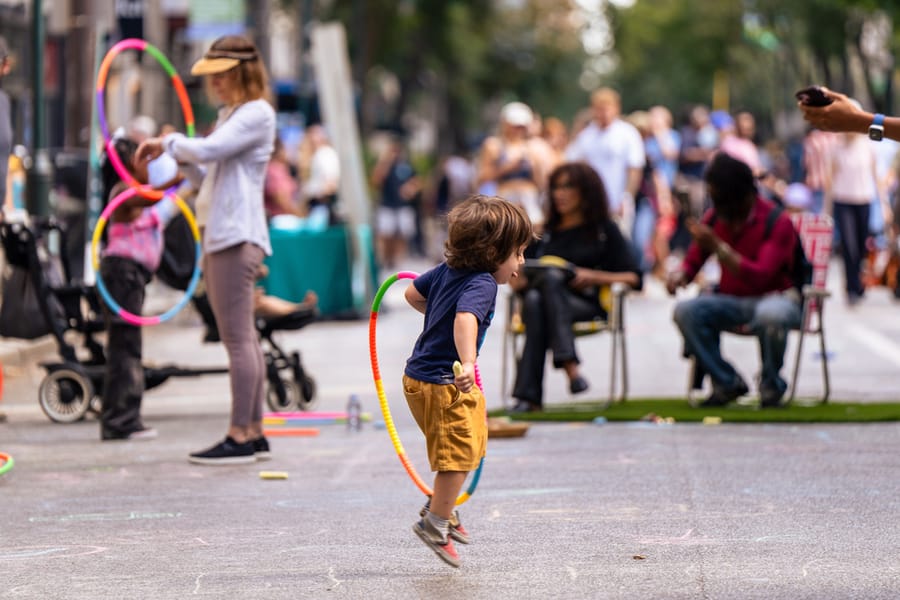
<box><xmin>2</xmin><ymin>258</ymin><xmax>900</xmax><ymax>598</ymax></box>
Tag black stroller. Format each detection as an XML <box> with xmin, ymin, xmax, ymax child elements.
<box><xmin>0</xmin><ymin>217</ymin><xmax>317</xmax><ymax>423</ymax></box>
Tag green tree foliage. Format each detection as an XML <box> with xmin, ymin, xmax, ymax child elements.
<box><xmin>317</xmin><ymin>0</ymin><xmax>590</xmax><ymax>153</ymax></box>
<box><xmin>609</xmin><ymin>0</ymin><xmax>897</xmax><ymax>129</ymax></box>
<box><xmin>607</xmin><ymin>0</ymin><xmax>741</xmax><ymax>119</ymax></box>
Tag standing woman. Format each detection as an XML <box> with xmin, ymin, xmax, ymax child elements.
<box><xmin>477</xmin><ymin>102</ymin><xmax>546</xmax><ymax>230</ymax></box>
<box><xmin>827</xmin><ymin>127</ymin><xmax>879</xmax><ymax>306</ymax></box>
<box><xmin>137</xmin><ymin>36</ymin><xmax>276</xmax><ymax>464</ymax></box>
<box><xmin>510</xmin><ymin>162</ymin><xmax>641</xmax><ymax>412</ymax></box>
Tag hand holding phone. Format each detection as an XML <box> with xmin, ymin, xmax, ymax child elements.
<box><xmin>795</xmin><ymin>86</ymin><xmax>833</xmax><ymax>107</ymax></box>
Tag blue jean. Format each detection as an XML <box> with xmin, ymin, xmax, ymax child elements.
<box><xmin>631</xmin><ymin>200</ymin><xmax>656</xmax><ymax>272</ymax></box>
<box><xmin>673</xmin><ymin>292</ymin><xmax>802</xmax><ymax>392</ymax></box>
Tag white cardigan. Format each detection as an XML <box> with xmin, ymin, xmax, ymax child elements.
<box><xmin>163</xmin><ymin>99</ymin><xmax>275</xmax><ymax>255</ymax></box>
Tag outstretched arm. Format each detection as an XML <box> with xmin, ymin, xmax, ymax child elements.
<box><xmin>800</xmin><ymin>87</ymin><xmax>900</xmax><ymax>141</ymax></box>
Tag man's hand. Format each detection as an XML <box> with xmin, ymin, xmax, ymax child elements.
<box><xmin>665</xmin><ymin>269</ymin><xmax>686</xmax><ymax>295</ymax></box>
<box><xmin>799</xmin><ymin>87</ymin><xmax>869</xmax><ymax>134</ymax></box>
<box><xmin>686</xmin><ymin>217</ymin><xmax>719</xmax><ymax>253</ymax></box>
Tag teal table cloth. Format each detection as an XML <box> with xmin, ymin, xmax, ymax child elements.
<box><xmin>262</xmin><ymin>225</ymin><xmax>354</xmax><ymax>317</ymax></box>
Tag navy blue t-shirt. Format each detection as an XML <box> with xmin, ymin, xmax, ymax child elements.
<box><xmin>405</xmin><ymin>263</ymin><xmax>497</xmax><ymax>385</ymax></box>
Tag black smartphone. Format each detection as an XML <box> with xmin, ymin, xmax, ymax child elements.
<box><xmin>795</xmin><ymin>86</ymin><xmax>833</xmax><ymax>107</ymax></box>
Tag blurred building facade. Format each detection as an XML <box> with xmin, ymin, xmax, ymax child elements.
<box><xmin>0</xmin><ymin>0</ymin><xmax>295</xmax><ymax>152</ymax></box>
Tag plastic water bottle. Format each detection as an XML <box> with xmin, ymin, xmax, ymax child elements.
<box><xmin>347</xmin><ymin>394</ymin><xmax>362</xmax><ymax>431</ymax></box>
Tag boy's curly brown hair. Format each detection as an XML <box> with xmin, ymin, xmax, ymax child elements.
<box><xmin>444</xmin><ymin>195</ymin><xmax>536</xmax><ymax>272</ymax></box>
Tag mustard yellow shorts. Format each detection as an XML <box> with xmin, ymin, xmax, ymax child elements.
<box><xmin>402</xmin><ymin>375</ymin><xmax>487</xmax><ymax>472</ymax></box>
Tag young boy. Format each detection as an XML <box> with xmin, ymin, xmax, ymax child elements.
<box><xmin>403</xmin><ymin>194</ymin><xmax>534</xmax><ymax>567</ymax></box>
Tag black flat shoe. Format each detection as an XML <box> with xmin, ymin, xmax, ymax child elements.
<box><xmin>569</xmin><ymin>376</ymin><xmax>589</xmax><ymax>394</ymax></box>
<box><xmin>510</xmin><ymin>400</ymin><xmax>540</xmax><ymax>413</ymax></box>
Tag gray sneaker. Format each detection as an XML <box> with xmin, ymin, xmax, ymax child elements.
<box><xmin>412</xmin><ymin>518</ymin><xmax>460</xmax><ymax>568</ymax></box>
<box><xmin>419</xmin><ymin>501</ymin><xmax>471</xmax><ymax>544</ymax></box>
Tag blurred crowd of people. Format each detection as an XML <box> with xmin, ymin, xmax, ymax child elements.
<box><xmin>378</xmin><ymin>88</ymin><xmax>900</xmax><ymax>308</ymax></box>
<box><xmin>5</xmin><ymin>62</ymin><xmax>900</xmax><ymax>306</ymax></box>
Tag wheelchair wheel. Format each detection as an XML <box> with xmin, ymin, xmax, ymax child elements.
<box><xmin>266</xmin><ymin>378</ymin><xmax>302</xmax><ymax>412</ymax></box>
<box><xmin>38</xmin><ymin>368</ymin><xmax>95</xmax><ymax>423</ymax></box>
<box><xmin>297</xmin><ymin>374</ymin><xmax>317</xmax><ymax>411</ymax></box>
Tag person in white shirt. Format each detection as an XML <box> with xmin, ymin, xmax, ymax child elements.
<box><xmin>299</xmin><ymin>124</ymin><xmax>341</xmax><ymax>224</ymax></box>
<box><xmin>137</xmin><ymin>35</ymin><xmax>276</xmax><ymax>465</ymax></box>
<box><xmin>566</xmin><ymin>87</ymin><xmax>645</xmax><ymax>242</ymax></box>
<box><xmin>827</xmin><ymin>128</ymin><xmax>879</xmax><ymax>306</ymax></box>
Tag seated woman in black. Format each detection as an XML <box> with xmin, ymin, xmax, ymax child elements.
<box><xmin>510</xmin><ymin>161</ymin><xmax>642</xmax><ymax>412</ymax></box>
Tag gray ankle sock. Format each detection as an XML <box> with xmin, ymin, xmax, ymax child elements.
<box><xmin>425</xmin><ymin>511</ymin><xmax>450</xmax><ymax>538</ymax></box>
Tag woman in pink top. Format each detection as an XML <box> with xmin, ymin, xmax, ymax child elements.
<box><xmin>716</xmin><ymin>111</ymin><xmax>762</xmax><ymax>175</ymax></box>
<box><xmin>264</xmin><ymin>138</ymin><xmax>300</xmax><ymax>219</ymax></box>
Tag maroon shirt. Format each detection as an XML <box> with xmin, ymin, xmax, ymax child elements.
<box><xmin>683</xmin><ymin>197</ymin><xmax>796</xmax><ymax>297</ymax></box>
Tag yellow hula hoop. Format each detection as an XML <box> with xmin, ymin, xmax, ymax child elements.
<box><xmin>368</xmin><ymin>271</ymin><xmax>483</xmax><ymax>506</ymax></box>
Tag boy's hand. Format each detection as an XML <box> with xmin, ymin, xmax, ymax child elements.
<box><xmin>453</xmin><ymin>360</ymin><xmax>475</xmax><ymax>393</ymax></box>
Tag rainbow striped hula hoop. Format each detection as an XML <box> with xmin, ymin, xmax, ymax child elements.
<box><xmin>0</xmin><ymin>452</ymin><xmax>14</xmax><ymax>477</ymax></box>
<box><xmin>91</xmin><ymin>187</ymin><xmax>201</xmax><ymax>326</ymax></box>
<box><xmin>368</xmin><ymin>271</ymin><xmax>484</xmax><ymax>506</ymax></box>
<box><xmin>95</xmin><ymin>38</ymin><xmax>196</xmax><ymax>200</ymax></box>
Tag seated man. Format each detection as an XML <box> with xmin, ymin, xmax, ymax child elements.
<box><xmin>666</xmin><ymin>152</ymin><xmax>802</xmax><ymax>407</ymax></box>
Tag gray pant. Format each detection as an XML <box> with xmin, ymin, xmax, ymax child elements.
<box><xmin>204</xmin><ymin>243</ymin><xmax>266</xmax><ymax>427</ymax></box>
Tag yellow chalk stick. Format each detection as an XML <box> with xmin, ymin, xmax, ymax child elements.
<box><xmin>453</xmin><ymin>361</ymin><xmax>463</xmax><ymax>376</ymax></box>
<box><xmin>702</xmin><ymin>416</ymin><xmax>722</xmax><ymax>425</ymax></box>
<box><xmin>259</xmin><ymin>471</ymin><xmax>289</xmax><ymax>480</ymax></box>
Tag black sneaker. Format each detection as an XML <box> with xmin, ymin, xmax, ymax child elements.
<box><xmin>252</xmin><ymin>436</ymin><xmax>272</xmax><ymax>461</ymax></box>
<box><xmin>102</xmin><ymin>427</ymin><xmax>158</xmax><ymax>441</ymax></box>
<box><xmin>188</xmin><ymin>436</ymin><xmax>256</xmax><ymax>465</ymax></box>
<box><xmin>759</xmin><ymin>384</ymin><xmax>787</xmax><ymax>408</ymax></box>
<box><xmin>699</xmin><ymin>379</ymin><xmax>749</xmax><ymax>408</ymax></box>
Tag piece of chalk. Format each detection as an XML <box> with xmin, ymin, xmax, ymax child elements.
<box><xmin>259</xmin><ymin>471</ymin><xmax>289</xmax><ymax>480</ymax></box>
<box><xmin>593</xmin><ymin>416</ymin><xmax>607</xmax><ymax>425</ymax></box>
<box><xmin>263</xmin><ymin>428</ymin><xmax>320</xmax><ymax>437</ymax></box>
<box><xmin>452</xmin><ymin>361</ymin><xmax>463</xmax><ymax>376</ymax></box>
<box><xmin>702</xmin><ymin>416</ymin><xmax>722</xmax><ymax>425</ymax></box>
